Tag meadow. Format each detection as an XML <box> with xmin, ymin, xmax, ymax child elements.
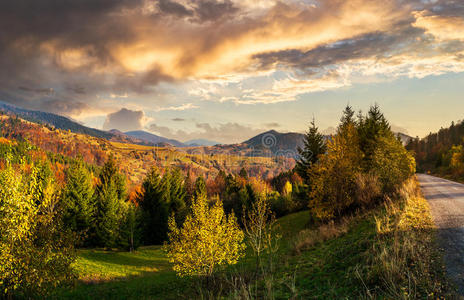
<box><xmin>56</xmin><ymin>180</ymin><xmax>451</xmax><ymax>299</ymax></box>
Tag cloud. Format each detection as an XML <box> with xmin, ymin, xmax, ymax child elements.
<box><xmin>321</xmin><ymin>127</ymin><xmax>336</xmax><ymax>135</ymax></box>
<box><xmin>103</xmin><ymin>108</ymin><xmax>146</xmax><ymax>132</ymax></box>
<box><xmin>264</xmin><ymin>122</ymin><xmax>280</xmax><ymax>128</ymax></box>
<box><xmin>148</xmin><ymin>122</ymin><xmax>265</xmax><ymax>143</ymax></box>
<box><xmin>0</xmin><ymin>0</ymin><xmax>464</xmax><ymax>116</ymax></box>
<box><xmin>154</xmin><ymin>103</ymin><xmax>199</xmax><ymax>111</ymax></box>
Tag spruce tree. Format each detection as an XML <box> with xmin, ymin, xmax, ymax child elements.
<box><xmin>338</xmin><ymin>105</ymin><xmax>356</xmax><ymax>135</ymax></box>
<box><xmin>358</xmin><ymin>104</ymin><xmax>393</xmax><ymax>168</ymax></box>
<box><xmin>93</xmin><ymin>155</ymin><xmax>126</xmax><ymax>248</ymax></box>
<box><xmin>167</xmin><ymin>168</ymin><xmax>187</xmax><ymax>225</ymax></box>
<box><xmin>62</xmin><ymin>159</ymin><xmax>94</xmax><ymax>245</ymax></box>
<box><xmin>138</xmin><ymin>168</ymin><xmax>170</xmax><ymax>245</ymax></box>
<box><xmin>296</xmin><ymin>118</ymin><xmax>327</xmax><ymax>180</ymax></box>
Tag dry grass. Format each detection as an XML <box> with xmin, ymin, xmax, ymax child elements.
<box><xmin>367</xmin><ymin>177</ymin><xmax>451</xmax><ymax>298</ymax></box>
<box><xmin>355</xmin><ymin>172</ymin><xmax>381</xmax><ymax>207</ymax></box>
<box><xmin>292</xmin><ymin>217</ymin><xmax>351</xmax><ymax>255</ymax></box>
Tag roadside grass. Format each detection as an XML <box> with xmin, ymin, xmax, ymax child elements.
<box><xmin>270</xmin><ymin>177</ymin><xmax>453</xmax><ymax>299</ymax></box>
<box><xmin>54</xmin><ymin>178</ymin><xmax>452</xmax><ymax>299</ymax></box>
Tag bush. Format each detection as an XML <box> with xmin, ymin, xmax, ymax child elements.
<box><xmin>164</xmin><ymin>192</ymin><xmax>245</xmax><ymax>277</ymax></box>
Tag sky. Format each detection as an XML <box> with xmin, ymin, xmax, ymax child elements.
<box><xmin>1</xmin><ymin>0</ymin><xmax>464</xmax><ymax>143</ymax></box>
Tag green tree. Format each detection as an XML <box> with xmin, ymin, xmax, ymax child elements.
<box><xmin>93</xmin><ymin>155</ymin><xmax>126</xmax><ymax>248</ymax></box>
<box><xmin>296</xmin><ymin>118</ymin><xmax>327</xmax><ymax>181</ymax></box>
<box><xmin>62</xmin><ymin>159</ymin><xmax>94</xmax><ymax>245</ymax></box>
<box><xmin>358</xmin><ymin>104</ymin><xmax>392</xmax><ymax>168</ymax></box>
<box><xmin>118</xmin><ymin>202</ymin><xmax>142</xmax><ymax>252</ymax></box>
<box><xmin>309</xmin><ymin>121</ymin><xmax>362</xmax><ymax>220</ymax></box>
<box><xmin>139</xmin><ymin>168</ymin><xmax>188</xmax><ymax>245</ymax></box>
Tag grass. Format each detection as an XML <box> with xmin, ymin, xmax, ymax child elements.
<box><xmin>54</xmin><ymin>246</ymin><xmax>190</xmax><ymax>299</ymax></box>
<box><xmin>54</xmin><ymin>180</ymin><xmax>452</xmax><ymax>299</ymax></box>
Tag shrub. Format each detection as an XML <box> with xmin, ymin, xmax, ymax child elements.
<box><xmin>164</xmin><ymin>193</ymin><xmax>245</xmax><ymax>277</ymax></box>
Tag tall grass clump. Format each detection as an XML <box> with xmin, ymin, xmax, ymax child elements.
<box><xmin>366</xmin><ymin>177</ymin><xmax>451</xmax><ymax>298</ymax></box>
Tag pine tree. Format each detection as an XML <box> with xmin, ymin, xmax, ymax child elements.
<box><xmin>118</xmin><ymin>202</ymin><xmax>141</xmax><ymax>252</ymax></box>
<box><xmin>194</xmin><ymin>176</ymin><xmax>207</xmax><ymax>200</ymax></box>
<box><xmin>358</xmin><ymin>104</ymin><xmax>393</xmax><ymax>169</ymax></box>
<box><xmin>62</xmin><ymin>159</ymin><xmax>94</xmax><ymax>245</ymax></box>
<box><xmin>296</xmin><ymin>118</ymin><xmax>327</xmax><ymax>181</ymax></box>
<box><xmin>338</xmin><ymin>105</ymin><xmax>356</xmax><ymax>136</ymax></box>
<box><xmin>167</xmin><ymin>168</ymin><xmax>188</xmax><ymax>225</ymax></box>
<box><xmin>93</xmin><ymin>155</ymin><xmax>126</xmax><ymax>248</ymax></box>
<box><xmin>138</xmin><ymin>167</ymin><xmax>169</xmax><ymax>245</ymax></box>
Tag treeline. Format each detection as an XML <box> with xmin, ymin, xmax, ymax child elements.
<box><xmin>406</xmin><ymin>119</ymin><xmax>464</xmax><ymax>178</ymax></box>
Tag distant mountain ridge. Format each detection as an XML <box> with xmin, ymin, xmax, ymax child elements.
<box><xmin>0</xmin><ymin>101</ymin><xmax>184</xmax><ymax>147</ymax></box>
<box><xmin>185</xmin><ymin>139</ymin><xmax>221</xmax><ymax>147</ymax></box>
<box><xmin>0</xmin><ymin>100</ymin><xmax>115</xmax><ymax>140</ymax></box>
<box><xmin>125</xmin><ymin>130</ymin><xmax>186</xmax><ymax>147</ymax></box>
<box><xmin>242</xmin><ymin>130</ymin><xmax>305</xmax><ymax>156</ymax></box>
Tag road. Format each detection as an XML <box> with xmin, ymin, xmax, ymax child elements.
<box><xmin>418</xmin><ymin>174</ymin><xmax>464</xmax><ymax>295</ymax></box>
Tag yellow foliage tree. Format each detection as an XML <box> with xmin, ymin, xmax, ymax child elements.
<box><xmin>0</xmin><ymin>158</ymin><xmax>75</xmax><ymax>297</ymax></box>
<box><xmin>164</xmin><ymin>193</ymin><xmax>245</xmax><ymax>277</ymax></box>
<box><xmin>309</xmin><ymin>123</ymin><xmax>362</xmax><ymax>220</ymax></box>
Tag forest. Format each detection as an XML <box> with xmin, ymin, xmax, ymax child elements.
<box><xmin>407</xmin><ymin>119</ymin><xmax>464</xmax><ymax>181</ymax></box>
<box><xmin>0</xmin><ymin>105</ymin><xmax>451</xmax><ymax>299</ymax></box>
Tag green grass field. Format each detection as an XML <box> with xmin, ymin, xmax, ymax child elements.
<box><xmin>54</xmin><ymin>212</ymin><xmax>309</xmax><ymax>299</ymax></box>
<box><xmin>54</xmin><ymin>202</ymin><xmax>449</xmax><ymax>299</ymax></box>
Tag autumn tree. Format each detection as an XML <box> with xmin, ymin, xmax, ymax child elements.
<box><xmin>309</xmin><ymin>120</ymin><xmax>362</xmax><ymax>220</ymax></box>
<box><xmin>164</xmin><ymin>192</ymin><xmax>245</xmax><ymax>277</ymax></box>
<box><xmin>0</xmin><ymin>158</ymin><xmax>75</xmax><ymax>297</ymax></box>
<box><xmin>243</xmin><ymin>194</ymin><xmax>280</xmax><ymax>278</ymax></box>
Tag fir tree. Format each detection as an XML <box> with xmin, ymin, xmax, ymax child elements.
<box><xmin>138</xmin><ymin>168</ymin><xmax>169</xmax><ymax>245</ymax></box>
<box><xmin>296</xmin><ymin>118</ymin><xmax>327</xmax><ymax>180</ymax></box>
<box><xmin>62</xmin><ymin>159</ymin><xmax>94</xmax><ymax>245</ymax></box>
<box><xmin>93</xmin><ymin>155</ymin><xmax>126</xmax><ymax>248</ymax></box>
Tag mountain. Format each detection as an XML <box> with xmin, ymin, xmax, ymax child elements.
<box><xmin>185</xmin><ymin>139</ymin><xmax>221</xmax><ymax>147</ymax></box>
<box><xmin>0</xmin><ymin>100</ymin><xmax>114</xmax><ymax>140</ymax></box>
<box><xmin>125</xmin><ymin>130</ymin><xmax>185</xmax><ymax>147</ymax></box>
<box><xmin>180</xmin><ymin>130</ymin><xmax>305</xmax><ymax>158</ymax></box>
<box><xmin>242</xmin><ymin>130</ymin><xmax>305</xmax><ymax>157</ymax></box>
<box><xmin>395</xmin><ymin>132</ymin><xmax>413</xmax><ymax>145</ymax></box>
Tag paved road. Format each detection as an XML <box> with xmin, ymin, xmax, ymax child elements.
<box><xmin>418</xmin><ymin>174</ymin><xmax>464</xmax><ymax>295</ymax></box>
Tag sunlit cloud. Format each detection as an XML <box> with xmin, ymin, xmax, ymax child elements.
<box><xmin>0</xmin><ymin>0</ymin><xmax>464</xmax><ymax>139</ymax></box>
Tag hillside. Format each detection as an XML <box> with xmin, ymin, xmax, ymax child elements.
<box><xmin>180</xmin><ymin>130</ymin><xmax>305</xmax><ymax>158</ymax></box>
<box><xmin>0</xmin><ymin>114</ymin><xmax>294</xmax><ymax>185</ymax></box>
<box><xmin>0</xmin><ymin>101</ymin><xmax>115</xmax><ymax>139</ymax></box>
<box><xmin>406</xmin><ymin>119</ymin><xmax>464</xmax><ymax>178</ymax></box>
